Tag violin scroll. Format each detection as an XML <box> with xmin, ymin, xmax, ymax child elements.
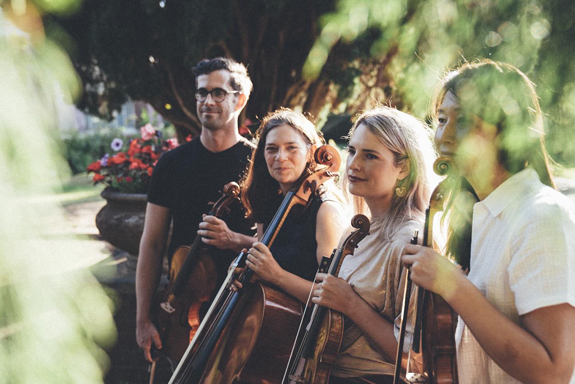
<box><xmin>433</xmin><ymin>156</ymin><xmax>453</xmax><ymax>177</ymax></box>
<box><xmin>223</xmin><ymin>181</ymin><xmax>240</xmax><ymax>198</ymax></box>
<box><xmin>213</xmin><ymin>182</ymin><xmax>241</xmax><ymax>217</ymax></box>
<box><xmin>314</xmin><ymin>145</ymin><xmax>341</xmax><ymax>173</ymax></box>
<box><xmin>351</xmin><ymin>213</ymin><xmax>369</xmax><ymax>231</ymax></box>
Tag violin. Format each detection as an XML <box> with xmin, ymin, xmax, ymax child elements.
<box><xmin>168</xmin><ymin>145</ymin><xmax>341</xmax><ymax>384</ymax></box>
<box><xmin>154</xmin><ymin>182</ymin><xmax>241</xmax><ymax>362</ymax></box>
<box><xmin>394</xmin><ymin>156</ymin><xmax>459</xmax><ymax>384</ymax></box>
<box><xmin>283</xmin><ymin>214</ymin><xmax>370</xmax><ymax>384</ymax></box>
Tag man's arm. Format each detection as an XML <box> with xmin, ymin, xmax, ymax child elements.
<box><xmin>135</xmin><ymin>202</ymin><xmax>171</xmax><ymax>363</ymax></box>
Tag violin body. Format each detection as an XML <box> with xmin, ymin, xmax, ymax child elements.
<box><xmin>285</xmin><ymin>214</ymin><xmax>370</xmax><ymax>384</ymax></box>
<box><xmin>156</xmin><ymin>245</ymin><xmax>218</xmax><ymax>361</ymax></box>
<box><xmin>298</xmin><ymin>309</ymin><xmax>343</xmax><ymax>384</ymax></box>
<box><xmin>421</xmin><ymin>292</ymin><xmax>458</xmax><ymax>384</ymax></box>
<box><xmin>195</xmin><ymin>282</ymin><xmax>302</xmax><ymax>384</ymax></box>
<box><xmin>153</xmin><ymin>182</ymin><xmax>242</xmax><ymax>363</ymax></box>
<box><xmin>398</xmin><ymin>157</ymin><xmax>459</xmax><ymax>384</ymax></box>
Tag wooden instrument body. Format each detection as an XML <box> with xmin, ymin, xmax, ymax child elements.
<box><xmin>155</xmin><ymin>182</ymin><xmax>241</xmax><ymax>362</ymax></box>
<box><xmin>421</xmin><ymin>292</ymin><xmax>458</xmax><ymax>384</ymax></box>
<box><xmin>300</xmin><ymin>310</ymin><xmax>343</xmax><ymax>383</ymax></box>
<box><xmin>405</xmin><ymin>157</ymin><xmax>459</xmax><ymax>384</ymax></box>
<box><xmin>286</xmin><ymin>214</ymin><xmax>370</xmax><ymax>384</ymax></box>
<box><xmin>157</xmin><ymin>245</ymin><xmax>218</xmax><ymax>361</ymax></box>
<box><xmin>197</xmin><ymin>282</ymin><xmax>303</xmax><ymax>384</ymax></box>
<box><xmin>169</xmin><ymin>145</ymin><xmax>342</xmax><ymax>384</ymax></box>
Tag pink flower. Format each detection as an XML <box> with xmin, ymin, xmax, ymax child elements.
<box><xmin>140</xmin><ymin>124</ymin><xmax>156</xmax><ymax>141</ymax></box>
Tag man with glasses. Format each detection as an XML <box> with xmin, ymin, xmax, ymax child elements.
<box><xmin>136</xmin><ymin>57</ymin><xmax>257</xmax><ymax>367</ymax></box>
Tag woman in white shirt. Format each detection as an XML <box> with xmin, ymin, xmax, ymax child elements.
<box><xmin>402</xmin><ymin>59</ymin><xmax>575</xmax><ymax>383</ymax></box>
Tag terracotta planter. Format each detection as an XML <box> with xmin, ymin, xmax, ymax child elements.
<box><xmin>96</xmin><ymin>188</ymin><xmax>147</xmax><ymax>256</ymax></box>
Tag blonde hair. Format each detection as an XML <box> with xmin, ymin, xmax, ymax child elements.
<box><xmin>344</xmin><ymin>106</ymin><xmax>437</xmax><ymax>240</ymax></box>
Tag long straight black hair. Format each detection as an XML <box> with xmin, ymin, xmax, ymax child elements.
<box><xmin>433</xmin><ymin>60</ymin><xmax>555</xmax><ymax>270</ymax></box>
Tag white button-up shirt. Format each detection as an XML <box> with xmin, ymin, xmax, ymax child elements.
<box><xmin>456</xmin><ymin>168</ymin><xmax>575</xmax><ymax>383</ymax></box>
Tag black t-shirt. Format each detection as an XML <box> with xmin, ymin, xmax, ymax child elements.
<box><xmin>147</xmin><ymin>137</ymin><xmax>255</xmax><ymax>272</ymax></box>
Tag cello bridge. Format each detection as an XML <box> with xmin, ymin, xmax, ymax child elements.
<box><xmin>406</xmin><ymin>373</ymin><xmax>427</xmax><ymax>383</ymax></box>
<box><xmin>160</xmin><ymin>302</ymin><xmax>176</xmax><ymax>313</ymax></box>
<box><xmin>288</xmin><ymin>375</ymin><xmax>307</xmax><ymax>383</ymax></box>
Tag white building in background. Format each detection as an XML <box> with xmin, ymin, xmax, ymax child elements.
<box><xmin>74</xmin><ymin>100</ymin><xmax>165</xmax><ymax>135</ymax></box>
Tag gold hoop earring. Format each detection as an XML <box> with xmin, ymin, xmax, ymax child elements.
<box><xmin>395</xmin><ymin>185</ymin><xmax>407</xmax><ymax>197</ymax></box>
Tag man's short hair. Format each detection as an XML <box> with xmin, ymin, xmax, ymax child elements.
<box><xmin>193</xmin><ymin>57</ymin><xmax>253</xmax><ymax>98</ymax></box>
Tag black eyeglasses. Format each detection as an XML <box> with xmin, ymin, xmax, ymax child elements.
<box><xmin>195</xmin><ymin>88</ymin><xmax>239</xmax><ymax>103</ymax></box>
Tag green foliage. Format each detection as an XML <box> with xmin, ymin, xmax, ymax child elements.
<box><xmin>52</xmin><ymin>0</ymin><xmax>339</xmax><ymax>136</ymax></box>
<box><xmin>62</xmin><ymin>127</ymin><xmax>127</xmax><ymax>174</ymax></box>
<box><xmin>307</xmin><ymin>0</ymin><xmax>575</xmax><ymax>166</ymax></box>
<box><xmin>50</xmin><ymin>0</ymin><xmax>574</xmax><ymax>164</ymax></box>
<box><xmin>1</xmin><ymin>4</ymin><xmax>115</xmax><ymax>383</ymax></box>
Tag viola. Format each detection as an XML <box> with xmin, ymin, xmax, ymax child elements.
<box><xmin>154</xmin><ymin>182</ymin><xmax>241</xmax><ymax>362</ymax></box>
<box><xmin>283</xmin><ymin>214</ymin><xmax>370</xmax><ymax>384</ymax></box>
<box><xmin>168</xmin><ymin>145</ymin><xmax>341</xmax><ymax>384</ymax></box>
<box><xmin>394</xmin><ymin>157</ymin><xmax>459</xmax><ymax>384</ymax></box>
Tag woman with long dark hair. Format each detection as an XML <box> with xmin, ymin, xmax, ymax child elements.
<box><xmin>240</xmin><ymin>108</ymin><xmax>347</xmax><ymax>303</ymax></box>
<box><xmin>402</xmin><ymin>60</ymin><xmax>575</xmax><ymax>383</ymax></box>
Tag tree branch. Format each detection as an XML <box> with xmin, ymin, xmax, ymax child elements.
<box><xmin>165</xmin><ymin>61</ymin><xmax>200</xmax><ymax>125</ymax></box>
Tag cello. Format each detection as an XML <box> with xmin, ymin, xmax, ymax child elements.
<box><xmin>154</xmin><ymin>182</ymin><xmax>242</xmax><ymax>363</ymax></box>
<box><xmin>169</xmin><ymin>144</ymin><xmax>341</xmax><ymax>384</ymax></box>
<box><xmin>282</xmin><ymin>214</ymin><xmax>370</xmax><ymax>384</ymax></box>
<box><xmin>394</xmin><ymin>156</ymin><xmax>458</xmax><ymax>384</ymax></box>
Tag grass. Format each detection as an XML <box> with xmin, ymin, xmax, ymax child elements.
<box><xmin>56</xmin><ymin>173</ymin><xmax>105</xmax><ymax>206</ymax></box>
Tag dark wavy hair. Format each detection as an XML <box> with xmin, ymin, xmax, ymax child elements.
<box><xmin>433</xmin><ymin>59</ymin><xmax>554</xmax><ymax>187</ymax></box>
<box><xmin>192</xmin><ymin>57</ymin><xmax>253</xmax><ymax>98</ymax></box>
<box><xmin>433</xmin><ymin>59</ymin><xmax>555</xmax><ymax>271</ymax></box>
<box><xmin>241</xmin><ymin>108</ymin><xmax>330</xmax><ymax>223</ymax></box>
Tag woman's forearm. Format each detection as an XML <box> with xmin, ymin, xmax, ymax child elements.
<box><xmin>447</xmin><ymin>274</ymin><xmax>573</xmax><ymax>384</ymax></box>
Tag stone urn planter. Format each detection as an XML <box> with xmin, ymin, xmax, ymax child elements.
<box><xmin>96</xmin><ymin>188</ymin><xmax>147</xmax><ymax>256</ymax></box>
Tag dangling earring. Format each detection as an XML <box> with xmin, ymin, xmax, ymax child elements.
<box><xmin>395</xmin><ymin>183</ymin><xmax>407</xmax><ymax>197</ymax></box>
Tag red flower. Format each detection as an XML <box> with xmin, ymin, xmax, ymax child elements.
<box><xmin>109</xmin><ymin>152</ymin><xmax>127</xmax><ymax>165</ymax></box>
<box><xmin>128</xmin><ymin>140</ymin><xmax>142</xmax><ymax>157</ymax></box>
<box><xmin>86</xmin><ymin>127</ymin><xmax>179</xmax><ymax>193</ymax></box>
<box><xmin>185</xmin><ymin>134</ymin><xmax>192</xmax><ymax>142</ymax></box>
<box><xmin>167</xmin><ymin>138</ymin><xmax>178</xmax><ymax>149</ymax></box>
<box><xmin>87</xmin><ymin>160</ymin><xmax>102</xmax><ymax>172</ymax></box>
<box><xmin>129</xmin><ymin>159</ymin><xmax>144</xmax><ymax>170</ymax></box>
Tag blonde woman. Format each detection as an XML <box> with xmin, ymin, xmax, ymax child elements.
<box><xmin>311</xmin><ymin>107</ymin><xmax>436</xmax><ymax>383</ymax></box>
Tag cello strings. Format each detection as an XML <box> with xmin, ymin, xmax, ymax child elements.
<box><xmin>281</xmin><ymin>273</ymin><xmax>321</xmax><ymax>383</ymax></box>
